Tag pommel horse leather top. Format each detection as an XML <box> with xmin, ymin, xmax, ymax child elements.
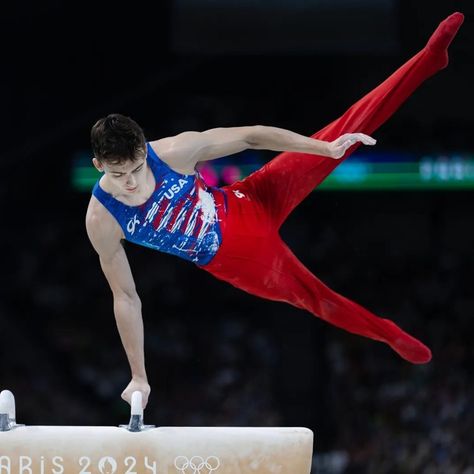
<box><xmin>0</xmin><ymin>390</ymin><xmax>314</xmax><ymax>474</ymax></box>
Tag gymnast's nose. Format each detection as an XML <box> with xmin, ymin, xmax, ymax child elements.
<box><xmin>126</xmin><ymin>174</ymin><xmax>137</xmax><ymax>188</ymax></box>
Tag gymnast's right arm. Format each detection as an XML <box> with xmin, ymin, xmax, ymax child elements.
<box><xmin>85</xmin><ymin>202</ymin><xmax>151</xmax><ymax>408</ymax></box>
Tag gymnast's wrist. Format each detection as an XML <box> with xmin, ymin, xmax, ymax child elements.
<box><xmin>132</xmin><ymin>373</ymin><xmax>148</xmax><ymax>383</ymax></box>
<box><xmin>321</xmin><ymin>140</ymin><xmax>333</xmax><ymax>158</ymax></box>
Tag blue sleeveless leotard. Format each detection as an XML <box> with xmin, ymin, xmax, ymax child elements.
<box><xmin>92</xmin><ymin>143</ymin><xmax>226</xmax><ymax>265</ymax></box>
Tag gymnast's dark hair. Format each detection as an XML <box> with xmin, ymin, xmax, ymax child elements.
<box><xmin>91</xmin><ymin>113</ymin><xmax>146</xmax><ymax>164</ymax></box>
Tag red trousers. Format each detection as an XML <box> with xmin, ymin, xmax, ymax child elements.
<box><xmin>200</xmin><ymin>13</ymin><xmax>463</xmax><ymax>364</ymax></box>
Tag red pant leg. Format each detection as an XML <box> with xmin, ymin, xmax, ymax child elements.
<box><xmin>243</xmin><ymin>13</ymin><xmax>463</xmax><ymax>227</ymax></box>
<box><xmin>202</xmin><ymin>186</ymin><xmax>431</xmax><ymax>364</ymax></box>
<box><xmin>200</xmin><ymin>13</ymin><xmax>464</xmax><ymax>364</ymax></box>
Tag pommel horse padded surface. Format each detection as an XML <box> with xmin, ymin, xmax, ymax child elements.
<box><xmin>0</xmin><ymin>426</ymin><xmax>313</xmax><ymax>474</ymax></box>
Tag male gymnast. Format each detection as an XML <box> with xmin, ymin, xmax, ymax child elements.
<box><xmin>86</xmin><ymin>13</ymin><xmax>464</xmax><ymax>407</ymax></box>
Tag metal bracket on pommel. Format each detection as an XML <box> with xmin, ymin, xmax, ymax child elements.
<box><xmin>0</xmin><ymin>390</ymin><xmax>25</xmax><ymax>432</ymax></box>
<box><xmin>119</xmin><ymin>391</ymin><xmax>155</xmax><ymax>432</ymax></box>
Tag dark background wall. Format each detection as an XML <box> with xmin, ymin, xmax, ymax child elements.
<box><xmin>1</xmin><ymin>1</ymin><xmax>473</xmax><ymax>472</ymax></box>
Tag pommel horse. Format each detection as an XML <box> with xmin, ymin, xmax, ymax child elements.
<box><xmin>0</xmin><ymin>390</ymin><xmax>313</xmax><ymax>474</ymax></box>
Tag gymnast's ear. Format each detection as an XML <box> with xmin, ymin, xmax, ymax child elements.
<box><xmin>92</xmin><ymin>157</ymin><xmax>105</xmax><ymax>173</ymax></box>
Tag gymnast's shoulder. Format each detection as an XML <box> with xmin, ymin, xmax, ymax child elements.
<box><xmin>85</xmin><ymin>196</ymin><xmax>124</xmax><ymax>251</ymax></box>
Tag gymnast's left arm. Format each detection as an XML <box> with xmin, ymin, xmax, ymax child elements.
<box><xmin>237</xmin><ymin>126</ymin><xmax>376</xmax><ymax>160</ymax></box>
<box><xmin>151</xmin><ymin>126</ymin><xmax>376</xmax><ymax>169</ymax></box>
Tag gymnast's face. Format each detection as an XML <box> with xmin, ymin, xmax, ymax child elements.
<box><xmin>93</xmin><ymin>149</ymin><xmax>148</xmax><ymax>195</ymax></box>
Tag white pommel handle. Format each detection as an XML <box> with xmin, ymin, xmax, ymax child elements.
<box><xmin>0</xmin><ymin>390</ymin><xmax>15</xmax><ymax>420</ymax></box>
<box><xmin>131</xmin><ymin>391</ymin><xmax>143</xmax><ymax>416</ymax></box>
<box><xmin>119</xmin><ymin>390</ymin><xmax>154</xmax><ymax>431</ymax></box>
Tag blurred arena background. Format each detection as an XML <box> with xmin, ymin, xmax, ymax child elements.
<box><xmin>1</xmin><ymin>1</ymin><xmax>473</xmax><ymax>472</ymax></box>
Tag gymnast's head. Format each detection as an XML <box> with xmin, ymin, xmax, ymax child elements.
<box><xmin>91</xmin><ymin>113</ymin><xmax>146</xmax><ymax>164</ymax></box>
<box><xmin>91</xmin><ymin>113</ymin><xmax>148</xmax><ymax>194</ymax></box>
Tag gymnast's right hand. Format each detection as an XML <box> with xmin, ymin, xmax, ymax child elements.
<box><xmin>121</xmin><ymin>377</ymin><xmax>151</xmax><ymax>409</ymax></box>
<box><xmin>328</xmin><ymin>133</ymin><xmax>376</xmax><ymax>159</ymax></box>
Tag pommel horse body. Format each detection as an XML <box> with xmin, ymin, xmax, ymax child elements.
<box><xmin>0</xmin><ymin>390</ymin><xmax>313</xmax><ymax>474</ymax></box>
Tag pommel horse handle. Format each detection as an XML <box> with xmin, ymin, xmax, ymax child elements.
<box><xmin>0</xmin><ymin>390</ymin><xmax>15</xmax><ymax>420</ymax></box>
<box><xmin>119</xmin><ymin>390</ymin><xmax>155</xmax><ymax>432</ymax></box>
<box><xmin>131</xmin><ymin>390</ymin><xmax>143</xmax><ymax>416</ymax></box>
<box><xmin>1</xmin><ymin>389</ymin><xmax>154</xmax><ymax>432</ymax></box>
<box><xmin>0</xmin><ymin>390</ymin><xmax>24</xmax><ymax>431</ymax></box>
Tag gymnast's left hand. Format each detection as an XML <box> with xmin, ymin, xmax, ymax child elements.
<box><xmin>328</xmin><ymin>133</ymin><xmax>376</xmax><ymax>159</ymax></box>
<box><xmin>121</xmin><ymin>377</ymin><xmax>151</xmax><ymax>409</ymax></box>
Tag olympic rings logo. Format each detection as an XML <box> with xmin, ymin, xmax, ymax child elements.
<box><xmin>174</xmin><ymin>455</ymin><xmax>220</xmax><ymax>473</ymax></box>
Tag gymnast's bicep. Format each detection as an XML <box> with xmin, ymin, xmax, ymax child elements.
<box><xmin>151</xmin><ymin>127</ymin><xmax>253</xmax><ymax>167</ymax></box>
<box><xmin>86</xmin><ymin>212</ymin><xmax>138</xmax><ymax>300</ymax></box>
